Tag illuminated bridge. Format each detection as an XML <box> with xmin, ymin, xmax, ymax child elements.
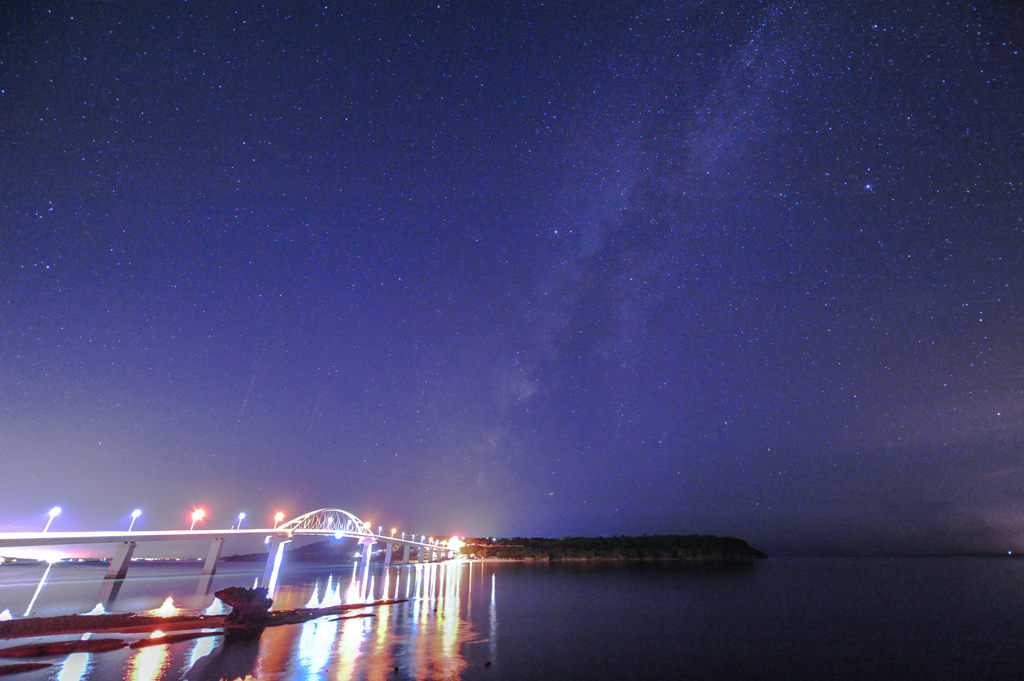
<box><xmin>0</xmin><ymin>508</ymin><xmax>457</xmax><ymax>610</ymax></box>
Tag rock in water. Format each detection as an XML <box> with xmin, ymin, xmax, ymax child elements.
<box><xmin>214</xmin><ymin>587</ymin><xmax>273</xmax><ymax>625</ymax></box>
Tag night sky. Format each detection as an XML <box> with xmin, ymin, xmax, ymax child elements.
<box><xmin>2</xmin><ymin>2</ymin><xmax>1022</xmax><ymax>555</ymax></box>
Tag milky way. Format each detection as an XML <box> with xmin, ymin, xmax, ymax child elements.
<box><xmin>1</xmin><ymin>2</ymin><xmax>1021</xmax><ymax>554</ymax></box>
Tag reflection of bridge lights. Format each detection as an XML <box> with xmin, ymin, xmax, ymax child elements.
<box><xmin>334</xmin><ymin>532</ymin><xmax>343</xmax><ymax>539</ymax></box>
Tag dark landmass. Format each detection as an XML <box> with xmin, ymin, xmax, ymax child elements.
<box><xmin>463</xmin><ymin>535</ymin><xmax>768</xmax><ymax>561</ymax></box>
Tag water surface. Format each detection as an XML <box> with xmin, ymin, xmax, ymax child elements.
<box><xmin>1</xmin><ymin>557</ymin><xmax>1022</xmax><ymax>680</ymax></box>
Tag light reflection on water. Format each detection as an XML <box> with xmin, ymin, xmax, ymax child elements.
<box><xmin>6</xmin><ymin>558</ymin><xmax>1024</xmax><ymax>680</ymax></box>
<box><xmin>55</xmin><ymin>652</ymin><xmax>90</xmax><ymax>681</ymax></box>
<box><xmin>127</xmin><ymin>643</ymin><xmax>169</xmax><ymax>681</ymax></box>
<box><xmin>0</xmin><ymin>561</ymin><xmax>490</xmax><ymax>680</ymax></box>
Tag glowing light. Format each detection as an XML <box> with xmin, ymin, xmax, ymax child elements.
<box><xmin>149</xmin><ymin>630</ymin><xmax>165</xmax><ymax>639</ymax></box>
<box><xmin>82</xmin><ymin>603</ymin><xmax>105</xmax><ymax>615</ymax></box>
<box><xmin>189</xmin><ymin>509</ymin><xmax>205</xmax><ymax>531</ymax></box>
<box><xmin>0</xmin><ymin>609</ymin><xmax>12</xmax><ymax>621</ymax></box>
<box><xmin>235</xmin><ymin>512</ymin><xmax>246</xmax><ymax>530</ymax></box>
<box><xmin>391</xmin><ymin>528</ymin><xmax>397</xmax><ymax>537</ymax></box>
<box><xmin>204</xmin><ymin>598</ymin><xmax>226</xmax><ymax>616</ymax></box>
<box><xmin>151</xmin><ymin>597</ymin><xmax>178</xmax><ymax>618</ymax></box>
<box><xmin>43</xmin><ymin>506</ymin><xmax>62</xmax><ymax>532</ymax></box>
<box><xmin>273</xmin><ymin>512</ymin><xmax>285</xmax><ymax>528</ymax></box>
<box><xmin>128</xmin><ymin>509</ymin><xmax>142</xmax><ymax>532</ymax></box>
<box><xmin>448</xmin><ymin>536</ymin><xmax>465</xmax><ymax>552</ymax></box>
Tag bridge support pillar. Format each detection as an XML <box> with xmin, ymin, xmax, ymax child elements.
<box><xmin>261</xmin><ymin>537</ymin><xmax>291</xmax><ymax>593</ymax></box>
<box><xmin>359</xmin><ymin>537</ymin><xmax>376</xmax><ymax>568</ymax></box>
<box><xmin>196</xmin><ymin>538</ymin><xmax>225</xmax><ymax>596</ymax></box>
<box><xmin>384</xmin><ymin>542</ymin><xmax>394</xmax><ymax>565</ymax></box>
<box><xmin>202</xmin><ymin>538</ymin><xmax>225</xmax><ymax>576</ymax></box>
<box><xmin>104</xmin><ymin>542</ymin><xmax>136</xmax><ymax>581</ymax></box>
<box><xmin>419</xmin><ymin>545</ymin><xmax>427</xmax><ymax>563</ymax></box>
<box><xmin>98</xmin><ymin>541</ymin><xmax>136</xmax><ymax>607</ymax></box>
<box><xmin>402</xmin><ymin>544</ymin><xmax>411</xmax><ymax>565</ymax></box>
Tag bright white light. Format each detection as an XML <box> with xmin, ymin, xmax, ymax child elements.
<box><xmin>43</xmin><ymin>507</ymin><xmax>62</xmax><ymax>532</ymax></box>
<box><xmin>128</xmin><ymin>509</ymin><xmax>142</xmax><ymax>532</ymax></box>
<box><xmin>131</xmin><ymin>509</ymin><xmax>142</xmax><ymax>518</ymax></box>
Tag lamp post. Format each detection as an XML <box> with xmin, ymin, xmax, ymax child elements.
<box><xmin>128</xmin><ymin>509</ymin><xmax>142</xmax><ymax>532</ymax></box>
<box><xmin>391</xmin><ymin>528</ymin><xmax>397</xmax><ymax>538</ymax></box>
<box><xmin>273</xmin><ymin>512</ymin><xmax>285</xmax><ymax>529</ymax></box>
<box><xmin>190</xmin><ymin>509</ymin><xmax>205</xmax><ymax>531</ymax></box>
<box><xmin>43</xmin><ymin>507</ymin><xmax>61</xmax><ymax>532</ymax></box>
<box><xmin>235</xmin><ymin>512</ymin><xmax>246</xmax><ymax>531</ymax></box>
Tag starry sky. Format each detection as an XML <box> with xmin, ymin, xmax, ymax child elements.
<box><xmin>1</xmin><ymin>1</ymin><xmax>1022</xmax><ymax>555</ymax></box>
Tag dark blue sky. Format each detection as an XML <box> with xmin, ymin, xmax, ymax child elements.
<box><xmin>2</xmin><ymin>1</ymin><xmax>1022</xmax><ymax>554</ymax></box>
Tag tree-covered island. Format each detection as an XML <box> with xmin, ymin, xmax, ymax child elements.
<box><xmin>461</xmin><ymin>535</ymin><xmax>767</xmax><ymax>561</ymax></box>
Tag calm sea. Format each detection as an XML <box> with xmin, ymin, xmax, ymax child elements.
<box><xmin>1</xmin><ymin>557</ymin><xmax>1022</xmax><ymax>680</ymax></box>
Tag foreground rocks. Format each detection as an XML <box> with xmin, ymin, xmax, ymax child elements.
<box><xmin>215</xmin><ymin>587</ymin><xmax>274</xmax><ymax>626</ymax></box>
<box><xmin>0</xmin><ymin>598</ymin><xmax>407</xmax><ymax>643</ymax></box>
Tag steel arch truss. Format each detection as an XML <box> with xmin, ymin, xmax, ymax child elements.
<box><xmin>277</xmin><ymin>508</ymin><xmax>373</xmax><ymax>538</ymax></box>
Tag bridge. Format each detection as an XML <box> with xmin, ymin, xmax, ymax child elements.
<box><xmin>0</xmin><ymin>508</ymin><xmax>457</xmax><ymax>611</ymax></box>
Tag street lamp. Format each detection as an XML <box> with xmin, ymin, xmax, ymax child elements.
<box><xmin>190</xmin><ymin>509</ymin><xmax>205</xmax><ymax>531</ymax></box>
<box><xmin>128</xmin><ymin>509</ymin><xmax>142</xmax><ymax>532</ymax></box>
<box><xmin>236</xmin><ymin>512</ymin><xmax>246</xmax><ymax>530</ymax></box>
<box><xmin>391</xmin><ymin>528</ymin><xmax>397</xmax><ymax>538</ymax></box>
<box><xmin>43</xmin><ymin>507</ymin><xmax>61</xmax><ymax>532</ymax></box>
<box><xmin>273</xmin><ymin>512</ymin><xmax>285</xmax><ymax>529</ymax></box>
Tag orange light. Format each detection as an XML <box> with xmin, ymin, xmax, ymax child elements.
<box><xmin>273</xmin><ymin>511</ymin><xmax>285</xmax><ymax>529</ymax></box>
<box><xmin>191</xmin><ymin>509</ymin><xmax>205</xmax><ymax>522</ymax></box>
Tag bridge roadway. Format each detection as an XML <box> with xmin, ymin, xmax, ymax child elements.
<box><xmin>0</xmin><ymin>509</ymin><xmax>455</xmax><ymax>608</ymax></box>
